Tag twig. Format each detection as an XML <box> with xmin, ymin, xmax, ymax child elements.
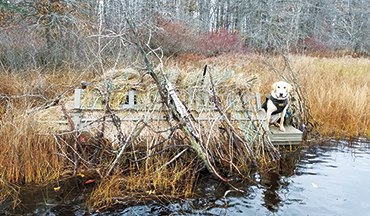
<box><xmin>156</xmin><ymin>148</ymin><xmax>188</xmax><ymax>172</ymax></box>
<box><xmin>106</xmin><ymin>117</ymin><xmax>144</xmax><ymax>176</ymax></box>
<box><xmin>132</xmin><ymin>145</ymin><xmax>190</xmax><ymax>162</ymax></box>
<box><xmin>208</xmin><ymin>68</ymin><xmax>258</xmax><ymax>167</ymax></box>
<box><xmin>61</xmin><ymin>102</ymin><xmax>88</xmax><ymax>171</ymax></box>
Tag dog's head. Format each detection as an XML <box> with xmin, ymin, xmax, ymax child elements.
<box><xmin>271</xmin><ymin>81</ymin><xmax>292</xmax><ymax>99</ymax></box>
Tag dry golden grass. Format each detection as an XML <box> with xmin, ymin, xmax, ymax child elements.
<box><xmin>0</xmin><ymin>108</ymin><xmax>62</xmax><ymax>183</ymax></box>
<box><xmin>0</xmin><ymin>70</ymin><xmax>92</xmax><ymax>206</ymax></box>
<box><xmin>0</xmin><ymin>71</ymin><xmax>89</xmax><ymax>187</ymax></box>
<box><xmin>302</xmin><ymin>57</ymin><xmax>370</xmax><ymax>137</ymax></box>
<box><xmin>86</xmin><ymin>152</ymin><xmax>199</xmax><ymax>209</ymax></box>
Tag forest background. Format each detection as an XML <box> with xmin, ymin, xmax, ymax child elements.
<box><xmin>1</xmin><ymin>0</ymin><xmax>369</xmax><ymax>69</ymax></box>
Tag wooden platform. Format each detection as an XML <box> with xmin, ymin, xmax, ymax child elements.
<box><xmin>269</xmin><ymin>125</ymin><xmax>303</xmax><ymax>145</ymax></box>
<box><xmin>68</xmin><ymin>89</ymin><xmax>303</xmax><ymax>146</ymax></box>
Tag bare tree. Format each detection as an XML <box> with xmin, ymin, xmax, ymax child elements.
<box><xmin>1</xmin><ymin>0</ymin><xmax>369</xmax><ymax>73</ymax></box>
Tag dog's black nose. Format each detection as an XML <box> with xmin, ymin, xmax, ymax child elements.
<box><xmin>279</xmin><ymin>93</ymin><xmax>284</xmax><ymax>97</ymax></box>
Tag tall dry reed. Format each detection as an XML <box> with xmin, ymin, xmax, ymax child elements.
<box><xmin>301</xmin><ymin>56</ymin><xmax>370</xmax><ymax>137</ymax></box>
<box><xmin>0</xmin><ymin>108</ymin><xmax>62</xmax><ymax>183</ymax></box>
<box><xmin>86</xmin><ymin>150</ymin><xmax>199</xmax><ymax>209</ymax></box>
<box><xmin>0</xmin><ymin>70</ymin><xmax>88</xmax><ymax>184</ymax></box>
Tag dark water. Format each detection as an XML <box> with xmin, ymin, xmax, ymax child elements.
<box><xmin>186</xmin><ymin>139</ymin><xmax>370</xmax><ymax>216</ymax></box>
<box><xmin>4</xmin><ymin>139</ymin><xmax>370</xmax><ymax>216</ymax></box>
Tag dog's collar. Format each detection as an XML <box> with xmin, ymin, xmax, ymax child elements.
<box><xmin>271</xmin><ymin>92</ymin><xmax>290</xmax><ymax>100</ymax></box>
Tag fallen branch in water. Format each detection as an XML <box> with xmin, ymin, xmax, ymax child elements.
<box><xmin>156</xmin><ymin>148</ymin><xmax>188</xmax><ymax>172</ymax></box>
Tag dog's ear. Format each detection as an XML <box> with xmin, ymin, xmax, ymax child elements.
<box><xmin>287</xmin><ymin>83</ymin><xmax>293</xmax><ymax>93</ymax></box>
<box><xmin>271</xmin><ymin>83</ymin><xmax>277</xmax><ymax>92</ymax></box>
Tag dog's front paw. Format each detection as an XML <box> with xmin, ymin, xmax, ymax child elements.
<box><xmin>279</xmin><ymin>126</ymin><xmax>286</xmax><ymax>132</ymax></box>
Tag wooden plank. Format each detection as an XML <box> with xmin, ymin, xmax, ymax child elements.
<box><xmin>255</xmin><ymin>93</ymin><xmax>261</xmax><ymax>110</ymax></box>
<box><xmin>269</xmin><ymin>125</ymin><xmax>303</xmax><ymax>145</ymax></box>
<box><xmin>74</xmin><ymin>89</ymin><xmax>84</xmax><ymax>109</ymax></box>
<box><xmin>128</xmin><ymin>90</ymin><xmax>136</xmax><ymax>106</ymax></box>
<box><xmin>71</xmin><ymin>112</ymin><xmax>82</xmax><ymax>130</ymax></box>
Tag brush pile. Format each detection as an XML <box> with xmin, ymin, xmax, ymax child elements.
<box><xmin>9</xmin><ymin>61</ymin><xmax>280</xmax><ymax>208</ymax></box>
<box><xmin>56</xmin><ymin>63</ymin><xmax>281</xmax><ymax>174</ymax></box>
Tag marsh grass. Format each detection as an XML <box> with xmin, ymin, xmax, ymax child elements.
<box><xmin>303</xmin><ymin>57</ymin><xmax>370</xmax><ymax>137</ymax></box>
<box><xmin>86</xmin><ymin>151</ymin><xmax>200</xmax><ymax>209</ymax></box>
<box><xmin>0</xmin><ymin>71</ymin><xmax>86</xmax><ymax>206</ymax></box>
<box><xmin>0</xmin><ymin>109</ymin><xmax>62</xmax><ymax>183</ymax></box>
<box><xmin>0</xmin><ymin>105</ymin><xmax>64</xmax><ymax>210</ymax></box>
<box><xmin>84</xmin><ymin>119</ymin><xmax>257</xmax><ymax>209</ymax></box>
<box><xmin>0</xmin><ymin>53</ymin><xmax>368</xmax><ymax>211</ymax></box>
<box><xmin>0</xmin><ymin>70</ymin><xmax>91</xmax><ymax>183</ymax></box>
<box><xmin>0</xmin><ymin>179</ymin><xmax>19</xmax><ymax>210</ymax></box>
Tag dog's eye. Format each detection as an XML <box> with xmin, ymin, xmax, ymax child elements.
<box><xmin>277</xmin><ymin>86</ymin><xmax>280</xmax><ymax>88</ymax></box>
<box><xmin>284</xmin><ymin>86</ymin><xmax>286</xmax><ymax>89</ymax></box>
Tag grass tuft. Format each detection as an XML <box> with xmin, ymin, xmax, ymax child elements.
<box><xmin>0</xmin><ymin>109</ymin><xmax>62</xmax><ymax>183</ymax></box>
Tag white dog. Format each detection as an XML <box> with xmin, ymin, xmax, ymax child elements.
<box><xmin>261</xmin><ymin>81</ymin><xmax>292</xmax><ymax>132</ymax></box>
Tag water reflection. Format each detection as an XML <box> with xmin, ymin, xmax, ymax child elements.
<box><xmin>260</xmin><ymin>150</ymin><xmax>301</xmax><ymax>212</ymax></box>
<box><xmin>261</xmin><ymin>171</ymin><xmax>282</xmax><ymax>212</ymax></box>
<box><xmin>2</xmin><ymin>170</ymin><xmax>99</xmax><ymax>215</ymax></box>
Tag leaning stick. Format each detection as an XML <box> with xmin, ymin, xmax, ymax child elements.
<box><xmin>121</xmin><ymin>19</ymin><xmax>214</xmax><ymax>175</ymax></box>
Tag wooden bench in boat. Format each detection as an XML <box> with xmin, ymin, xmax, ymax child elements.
<box><xmin>66</xmin><ymin>89</ymin><xmax>302</xmax><ymax>146</ymax></box>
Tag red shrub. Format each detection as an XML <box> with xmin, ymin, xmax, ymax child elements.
<box><xmin>194</xmin><ymin>29</ymin><xmax>248</xmax><ymax>56</ymax></box>
<box><xmin>152</xmin><ymin>22</ymin><xmax>248</xmax><ymax>57</ymax></box>
<box><xmin>303</xmin><ymin>35</ymin><xmax>330</xmax><ymax>54</ymax></box>
<box><xmin>151</xmin><ymin>22</ymin><xmax>195</xmax><ymax>56</ymax></box>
